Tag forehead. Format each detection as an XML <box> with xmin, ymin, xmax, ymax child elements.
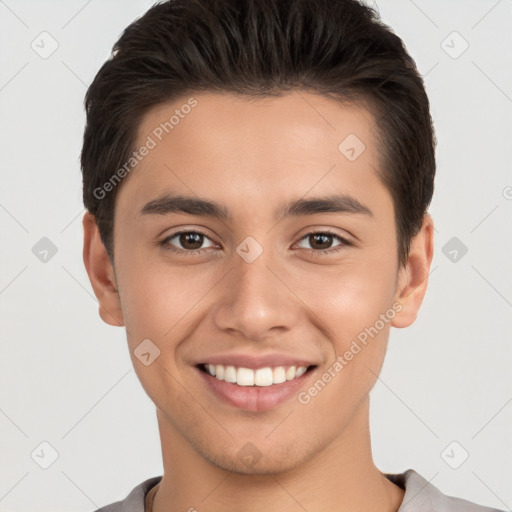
<box><xmin>137</xmin><ymin>91</ymin><xmax>377</xmax><ymax>160</ymax></box>
<box><xmin>116</xmin><ymin>91</ymin><xmax>392</xmax><ymax>224</ymax></box>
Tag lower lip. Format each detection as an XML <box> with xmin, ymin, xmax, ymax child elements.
<box><xmin>196</xmin><ymin>366</ymin><xmax>317</xmax><ymax>412</ymax></box>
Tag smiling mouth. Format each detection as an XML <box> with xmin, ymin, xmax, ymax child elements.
<box><xmin>197</xmin><ymin>363</ymin><xmax>317</xmax><ymax>387</ymax></box>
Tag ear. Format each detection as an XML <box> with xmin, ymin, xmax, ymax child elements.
<box><xmin>82</xmin><ymin>212</ymin><xmax>124</xmax><ymax>327</ymax></box>
<box><xmin>391</xmin><ymin>213</ymin><xmax>434</xmax><ymax>328</ymax></box>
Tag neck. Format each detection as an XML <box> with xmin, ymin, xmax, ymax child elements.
<box><xmin>152</xmin><ymin>396</ymin><xmax>404</xmax><ymax>512</ymax></box>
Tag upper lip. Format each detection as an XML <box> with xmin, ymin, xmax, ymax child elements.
<box><xmin>195</xmin><ymin>352</ymin><xmax>319</xmax><ymax>369</ymax></box>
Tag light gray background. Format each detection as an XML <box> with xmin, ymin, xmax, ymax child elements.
<box><xmin>1</xmin><ymin>0</ymin><xmax>511</xmax><ymax>511</ymax></box>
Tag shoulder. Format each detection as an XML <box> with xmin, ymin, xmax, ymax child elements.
<box><xmin>385</xmin><ymin>469</ymin><xmax>506</xmax><ymax>512</ymax></box>
<box><xmin>91</xmin><ymin>476</ymin><xmax>162</xmax><ymax>512</ymax></box>
<box><xmin>91</xmin><ymin>470</ymin><xmax>505</xmax><ymax>512</ymax></box>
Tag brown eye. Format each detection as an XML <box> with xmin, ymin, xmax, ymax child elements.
<box><xmin>296</xmin><ymin>231</ymin><xmax>352</xmax><ymax>254</ymax></box>
<box><xmin>161</xmin><ymin>230</ymin><xmax>216</xmax><ymax>253</ymax></box>
<box><xmin>178</xmin><ymin>232</ymin><xmax>204</xmax><ymax>250</ymax></box>
<box><xmin>308</xmin><ymin>233</ymin><xmax>334</xmax><ymax>250</ymax></box>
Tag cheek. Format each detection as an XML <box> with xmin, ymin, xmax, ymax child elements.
<box><xmin>297</xmin><ymin>255</ymin><xmax>397</xmax><ymax>338</ymax></box>
<box><xmin>115</xmin><ymin>257</ymin><xmax>210</xmax><ymax>409</ymax></box>
<box><xmin>294</xmin><ymin>256</ymin><xmax>397</xmax><ymax>393</ymax></box>
<box><xmin>117</xmin><ymin>254</ymin><xmax>216</xmax><ymax>344</ymax></box>
<box><xmin>296</xmin><ymin>292</ymin><xmax>394</xmax><ymax>426</ymax></box>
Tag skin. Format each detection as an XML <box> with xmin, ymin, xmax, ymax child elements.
<box><xmin>83</xmin><ymin>91</ymin><xmax>434</xmax><ymax>512</ymax></box>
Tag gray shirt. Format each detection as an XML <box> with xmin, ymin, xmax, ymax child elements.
<box><xmin>93</xmin><ymin>469</ymin><xmax>505</xmax><ymax>511</ymax></box>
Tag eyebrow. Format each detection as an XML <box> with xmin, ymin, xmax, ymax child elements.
<box><xmin>139</xmin><ymin>193</ymin><xmax>373</xmax><ymax>220</ymax></box>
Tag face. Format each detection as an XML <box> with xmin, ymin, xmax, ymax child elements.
<box><xmin>84</xmin><ymin>91</ymin><xmax>433</xmax><ymax>475</ymax></box>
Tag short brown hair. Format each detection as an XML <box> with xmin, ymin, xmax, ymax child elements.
<box><xmin>81</xmin><ymin>0</ymin><xmax>436</xmax><ymax>268</ymax></box>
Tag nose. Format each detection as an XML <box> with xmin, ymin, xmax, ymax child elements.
<box><xmin>211</xmin><ymin>243</ymin><xmax>300</xmax><ymax>341</ymax></box>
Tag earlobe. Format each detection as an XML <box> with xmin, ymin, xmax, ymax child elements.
<box><xmin>391</xmin><ymin>214</ymin><xmax>435</xmax><ymax>329</ymax></box>
<box><xmin>82</xmin><ymin>212</ymin><xmax>125</xmax><ymax>327</ymax></box>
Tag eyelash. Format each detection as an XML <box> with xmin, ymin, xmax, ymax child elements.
<box><xmin>159</xmin><ymin>229</ymin><xmax>353</xmax><ymax>256</ymax></box>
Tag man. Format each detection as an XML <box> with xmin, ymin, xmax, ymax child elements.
<box><xmin>81</xmin><ymin>0</ymin><xmax>504</xmax><ymax>510</ymax></box>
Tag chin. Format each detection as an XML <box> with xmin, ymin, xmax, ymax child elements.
<box><xmin>203</xmin><ymin>441</ymin><xmax>313</xmax><ymax>476</ymax></box>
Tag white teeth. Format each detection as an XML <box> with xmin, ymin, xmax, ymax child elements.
<box><xmin>215</xmin><ymin>364</ymin><xmax>224</xmax><ymax>380</ymax></box>
<box><xmin>295</xmin><ymin>366</ymin><xmax>307</xmax><ymax>377</ymax></box>
<box><xmin>224</xmin><ymin>365</ymin><xmax>237</xmax><ymax>383</ymax></box>
<box><xmin>272</xmin><ymin>366</ymin><xmax>287</xmax><ymax>384</ymax></box>
<box><xmin>203</xmin><ymin>364</ymin><xmax>310</xmax><ymax>386</ymax></box>
<box><xmin>237</xmin><ymin>367</ymin><xmax>254</xmax><ymax>386</ymax></box>
<box><xmin>254</xmin><ymin>367</ymin><xmax>273</xmax><ymax>387</ymax></box>
<box><xmin>286</xmin><ymin>366</ymin><xmax>296</xmax><ymax>380</ymax></box>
